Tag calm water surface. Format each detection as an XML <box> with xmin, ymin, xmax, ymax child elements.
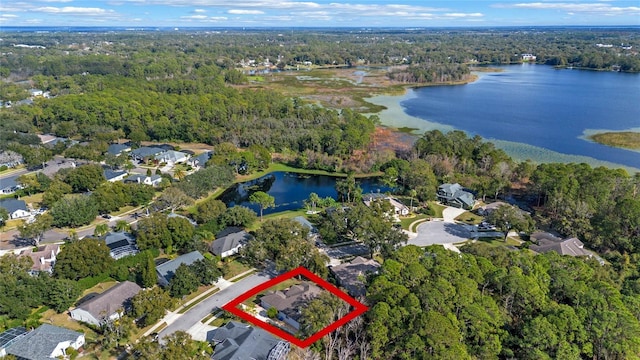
<box><xmin>402</xmin><ymin>65</ymin><xmax>640</xmax><ymax>169</ymax></box>
<box><xmin>217</xmin><ymin>172</ymin><xmax>390</xmax><ymax>215</ymax></box>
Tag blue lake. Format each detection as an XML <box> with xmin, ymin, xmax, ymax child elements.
<box><xmin>401</xmin><ymin>65</ymin><xmax>640</xmax><ymax>169</ymax></box>
<box><xmin>217</xmin><ymin>172</ymin><xmax>390</xmax><ymax>215</ymax></box>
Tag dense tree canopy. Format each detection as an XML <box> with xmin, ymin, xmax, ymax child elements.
<box><xmin>54</xmin><ymin>238</ymin><xmax>114</xmax><ymax>280</ymax></box>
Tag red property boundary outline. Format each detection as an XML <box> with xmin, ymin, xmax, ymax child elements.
<box><xmin>222</xmin><ymin>266</ymin><xmax>369</xmax><ymax>348</ymax></box>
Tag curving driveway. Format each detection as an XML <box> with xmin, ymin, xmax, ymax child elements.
<box><xmin>406</xmin><ymin>207</ymin><xmax>472</xmax><ymax>248</ymax></box>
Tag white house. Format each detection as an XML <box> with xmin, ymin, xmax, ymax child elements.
<box><xmin>362</xmin><ymin>193</ymin><xmax>410</xmax><ymax>218</ymax></box>
<box><xmin>0</xmin><ymin>198</ymin><xmax>31</xmax><ymax>219</ymax></box>
<box><xmin>154</xmin><ymin>150</ymin><xmax>189</xmax><ymax>165</ymax></box>
<box><xmin>210</xmin><ymin>227</ymin><xmax>252</xmax><ymax>258</ymax></box>
<box><xmin>2</xmin><ymin>324</ymin><xmax>85</xmax><ymax>359</ymax></box>
<box><xmin>19</xmin><ymin>244</ymin><xmax>60</xmax><ymax>276</ymax></box>
<box><xmin>124</xmin><ymin>174</ymin><xmax>163</xmax><ymax>187</ymax></box>
<box><xmin>104</xmin><ymin>169</ymin><xmax>128</xmax><ymax>183</ymax></box>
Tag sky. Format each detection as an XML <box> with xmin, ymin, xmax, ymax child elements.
<box><xmin>0</xmin><ymin>0</ymin><xmax>639</xmax><ymax>28</ymax></box>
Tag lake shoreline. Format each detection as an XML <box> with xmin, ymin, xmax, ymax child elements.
<box><xmin>365</xmin><ymin>69</ymin><xmax>640</xmax><ymax>174</ymax></box>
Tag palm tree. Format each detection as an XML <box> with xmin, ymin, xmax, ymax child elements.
<box><xmin>94</xmin><ymin>223</ymin><xmax>109</xmax><ymax>237</ymax></box>
<box><xmin>409</xmin><ymin>189</ymin><xmax>418</xmax><ymax>211</ymax></box>
<box><xmin>173</xmin><ymin>168</ymin><xmax>186</xmax><ymax>181</ymax></box>
<box><xmin>114</xmin><ymin>220</ymin><xmax>130</xmax><ymax>232</ymax></box>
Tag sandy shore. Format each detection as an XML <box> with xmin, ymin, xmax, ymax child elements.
<box><xmin>365</xmin><ymin>89</ymin><xmax>640</xmax><ymax>173</ymax></box>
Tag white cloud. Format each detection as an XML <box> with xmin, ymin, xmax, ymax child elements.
<box><xmin>36</xmin><ymin>0</ymin><xmax>74</xmax><ymax>2</ymax></box>
<box><xmin>444</xmin><ymin>12</ymin><xmax>484</xmax><ymax>18</ymax></box>
<box><xmin>228</xmin><ymin>9</ymin><xmax>264</xmax><ymax>14</ymax></box>
<box><xmin>496</xmin><ymin>2</ymin><xmax>640</xmax><ymax>16</ymax></box>
<box><xmin>33</xmin><ymin>6</ymin><xmax>116</xmax><ymax>16</ymax></box>
<box><xmin>181</xmin><ymin>14</ymin><xmax>208</xmax><ymax>19</ymax></box>
<box><xmin>0</xmin><ymin>13</ymin><xmax>19</xmax><ymax>18</ymax></box>
<box><xmin>194</xmin><ymin>8</ymin><xmax>206</xmax><ymax>13</ymax></box>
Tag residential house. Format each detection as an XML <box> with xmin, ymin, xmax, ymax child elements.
<box><xmin>0</xmin><ymin>175</ymin><xmax>22</xmax><ymax>195</ymax></box>
<box><xmin>154</xmin><ymin>150</ymin><xmax>189</xmax><ymax>165</ymax></box>
<box><xmin>28</xmin><ymin>89</ymin><xmax>44</xmax><ymax>97</ymax></box>
<box><xmin>104</xmin><ymin>169</ymin><xmax>128</xmax><ymax>183</ymax></box>
<box><xmin>2</xmin><ymin>324</ymin><xmax>85</xmax><ymax>360</ymax></box>
<box><xmin>477</xmin><ymin>201</ymin><xmax>509</xmax><ymax>216</ymax></box>
<box><xmin>362</xmin><ymin>193</ymin><xmax>410</xmax><ymax>217</ymax></box>
<box><xmin>0</xmin><ymin>150</ymin><xmax>23</xmax><ymax>168</ymax></box>
<box><xmin>208</xmin><ymin>321</ymin><xmax>290</xmax><ymax>360</ymax></box>
<box><xmin>156</xmin><ymin>251</ymin><xmax>204</xmax><ymax>286</ymax></box>
<box><xmin>437</xmin><ymin>183</ymin><xmax>475</xmax><ymax>210</ymax></box>
<box><xmin>0</xmin><ymin>327</ymin><xmax>27</xmax><ymax>358</ymax></box>
<box><xmin>0</xmin><ymin>198</ymin><xmax>30</xmax><ymax>219</ymax></box>
<box><xmin>530</xmin><ymin>232</ymin><xmax>602</xmax><ymax>263</ymax></box>
<box><xmin>330</xmin><ymin>256</ymin><xmax>381</xmax><ymax>297</ymax></box>
<box><xmin>522</xmin><ymin>54</ymin><xmax>537</xmax><ymax>61</ymax></box>
<box><xmin>107</xmin><ymin>143</ymin><xmax>131</xmax><ymax>157</ymax></box>
<box><xmin>210</xmin><ymin>227</ymin><xmax>252</xmax><ymax>258</ymax></box>
<box><xmin>293</xmin><ymin>216</ymin><xmax>317</xmax><ymax>237</ymax></box>
<box><xmin>187</xmin><ymin>150</ymin><xmax>212</xmax><ymax>169</ymax></box>
<box><xmin>130</xmin><ymin>147</ymin><xmax>165</xmax><ymax>162</ymax></box>
<box><xmin>104</xmin><ymin>232</ymin><xmax>139</xmax><ymax>260</ymax></box>
<box><xmin>70</xmin><ymin>281</ymin><xmax>142</xmax><ymax>326</ymax></box>
<box><xmin>260</xmin><ymin>282</ymin><xmax>323</xmax><ymax>330</ymax></box>
<box><xmin>124</xmin><ymin>174</ymin><xmax>163</xmax><ymax>187</ymax></box>
<box><xmin>19</xmin><ymin>244</ymin><xmax>60</xmax><ymax>276</ymax></box>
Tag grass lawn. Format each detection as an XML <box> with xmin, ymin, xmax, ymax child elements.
<box><xmin>39</xmin><ymin>308</ymin><xmax>98</xmax><ymax>338</ymax></box>
<box><xmin>21</xmin><ymin>193</ymin><xmax>44</xmax><ymax>207</ymax></box>
<box><xmin>112</xmin><ymin>205</ymin><xmax>136</xmax><ymax>216</ymax></box>
<box><xmin>248</xmin><ymin>209</ymin><xmax>308</xmax><ymax>231</ymax></box>
<box><xmin>429</xmin><ymin>202</ymin><xmax>446</xmax><ymax>218</ymax></box>
<box><xmin>399</xmin><ymin>214</ymin><xmax>429</xmax><ymax>231</ymax></box>
<box><xmin>475</xmin><ymin>236</ymin><xmax>522</xmax><ymax>247</ymax></box>
<box><xmin>221</xmin><ymin>259</ymin><xmax>253</xmax><ymax>279</ymax></box>
<box><xmin>455</xmin><ymin>211</ymin><xmax>484</xmax><ymax>225</ymax></box>
<box><xmin>172</xmin><ymin>284</ymin><xmax>215</xmax><ymax>311</ymax></box>
<box><xmin>80</xmin><ymin>281</ymin><xmax>118</xmax><ymax>298</ymax></box>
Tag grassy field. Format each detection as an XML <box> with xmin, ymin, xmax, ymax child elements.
<box><xmin>455</xmin><ymin>211</ymin><xmax>484</xmax><ymax>225</ymax></box>
<box><xmin>590</xmin><ymin>131</ymin><xmax>640</xmax><ymax>150</ymax></box>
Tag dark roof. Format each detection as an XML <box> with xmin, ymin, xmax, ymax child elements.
<box><xmin>130</xmin><ymin>147</ymin><xmax>165</xmax><ymax>158</ymax></box>
<box><xmin>190</xmin><ymin>151</ymin><xmax>212</xmax><ymax>166</ymax></box>
<box><xmin>104</xmin><ymin>232</ymin><xmax>135</xmax><ymax>247</ymax></box>
<box><xmin>73</xmin><ymin>281</ymin><xmax>141</xmax><ymax>322</ymax></box>
<box><xmin>531</xmin><ymin>237</ymin><xmax>592</xmax><ymax>257</ymax></box>
<box><xmin>104</xmin><ymin>169</ymin><xmax>127</xmax><ymax>181</ymax></box>
<box><xmin>0</xmin><ymin>175</ymin><xmax>19</xmax><ymax>190</ymax></box>
<box><xmin>107</xmin><ymin>143</ymin><xmax>131</xmax><ymax>155</ymax></box>
<box><xmin>261</xmin><ymin>282</ymin><xmax>322</xmax><ymax>320</ymax></box>
<box><xmin>209</xmin><ymin>322</ymin><xmax>287</xmax><ymax>360</ymax></box>
<box><xmin>0</xmin><ymin>327</ymin><xmax>27</xmax><ymax>348</ymax></box>
<box><xmin>5</xmin><ymin>324</ymin><xmax>83</xmax><ymax>360</ymax></box>
<box><xmin>156</xmin><ymin>251</ymin><xmax>204</xmax><ymax>283</ymax></box>
<box><xmin>211</xmin><ymin>228</ymin><xmax>252</xmax><ymax>256</ymax></box>
<box><xmin>330</xmin><ymin>256</ymin><xmax>381</xmax><ymax>297</ymax></box>
<box><xmin>0</xmin><ymin>198</ymin><xmax>28</xmax><ymax>213</ymax></box>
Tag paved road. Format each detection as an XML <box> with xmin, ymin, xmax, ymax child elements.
<box><xmin>158</xmin><ymin>268</ymin><xmax>277</xmax><ymax>343</ymax></box>
<box><xmin>408</xmin><ymin>220</ymin><xmax>474</xmax><ymax>246</ymax></box>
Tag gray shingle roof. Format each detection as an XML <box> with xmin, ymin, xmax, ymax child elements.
<box><xmin>74</xmin><ymin>281</ymin><xmax>142</xmax><ymax>322</ymax></box>
<box><xmin>156</xmin><ymin>251</ymin><xmax>204</xmax><ymax>283</ymax></box>
<box><xmin>0</xmin><ymin>175</ymin><xmax>19</xmax><ymax>190</ymax></box>
<box><xmin>130</xmin><ymin>147</ymin><xmax>165</xmax><ymax>159</ymax></box>
<box><xmin>0</xmin><ymin>198</ymin><xmax>28</xmax><ymax>213</ymax></box>
<box><xmin>5</xmin><ymin>324</ymin><xmax>83</xmax><ymax>360</ymax></box>
<box><xmin>261</xmin><ymin>282</ymin><xmax>322</xmax><ymax>321</ymax></box>
<box><xmin>107</xmin><ymin>143</ymin><xmax>130</xmax><ymax>155</ymax></box>
<box><xmin>103</xmin><ymin>169</ymin><xmax>127</xmax><ymax>181</ymax></box>
<box><xmin>210</xmin><ymin>227</ymin><xmax>251</xmax><ymax>256</ymax></box>
<box><xmin>330</xmin><ymin>256</ymin><xmax>381</xmax><ymax>297</ymax></box>
<box><xmin>531</xmin><ymin>237</ymin><xmax>591</xmax><ymax>257</ymax></box>
<box><xmin>210</xmin><ymin>321</ymin><xmax>287</xmax><ymax>360</ymax></box>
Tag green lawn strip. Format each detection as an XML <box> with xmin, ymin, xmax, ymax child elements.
<box><xmin>178</xmin><ymin>288</ymin><xmax>220</xmax><ymax>314</ymax></box>
<box><xmin>172</xmin><ymin>284</ymin><xmax>215</xmax><ymax>312</ymax></box>
<box><xmin>230</xmin><ymin>269</ymin><xmax>257</xmax><ymax>283</ymax></box>
<box><xmin>221</xmin><ymin>260</ymin><xmax>253</xmax><ymax>279</ymax></box>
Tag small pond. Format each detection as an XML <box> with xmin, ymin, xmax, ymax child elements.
<box><xmin>217</xmin><ymin>171</ymin><xmax>391</xmax><ymax>215</ymax></box>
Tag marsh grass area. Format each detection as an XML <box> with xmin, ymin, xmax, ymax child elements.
<box><xmin>590</xmin><ymin>131</ymin><xmax>640</xmax><ymax>150</ymax></box>
<box><xmin>241</xmin><ymin>68</ymin><xmax>408</xmax><ymax>112</ymax></box>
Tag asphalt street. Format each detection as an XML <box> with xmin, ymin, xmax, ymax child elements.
<box><xmin>158</xmin><ymin>268</ymin><xmax>278</xmax><ymax>343</ymax></box>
